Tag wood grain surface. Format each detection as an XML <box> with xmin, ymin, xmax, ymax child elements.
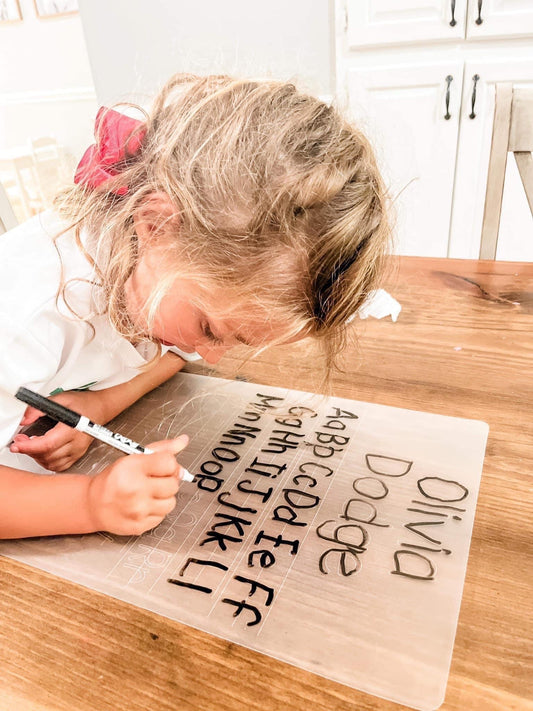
<box><xmin>1</xmin><ymin>257</ymin><xmax>531</xmax><ymax>711</ymax></box>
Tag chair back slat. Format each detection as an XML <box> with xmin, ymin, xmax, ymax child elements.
<box><xmin>479</xmin><ymin>83</ymin><xmax>513</xmax><ymax>260</ymax></box>
<box><xmin>0</xmin><ymin>182</ymin><xmax>18</xmax><ymax>235</ymax></box>
<box><xmin>509</xmin><ymin>89</ymin><xmax>533</xmax><ymax>152</ymax></box>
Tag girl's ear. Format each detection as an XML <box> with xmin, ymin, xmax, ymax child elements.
<box><xmin>133</xmin><ymin>191</ymin><xmax>180</xmax><ymax>246</ymax></box>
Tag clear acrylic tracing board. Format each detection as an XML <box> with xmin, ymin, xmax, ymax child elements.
<box><xmin>0</xmin><ymin>373</ymin><xmax>489</xmax><ymax>710</ymax></box>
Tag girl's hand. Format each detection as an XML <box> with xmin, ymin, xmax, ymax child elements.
<box><xmin>10</xmin><ymin>390</ymin><xmax>111</xmax><ymax>471</ymax></box>
<box><xmin>86</xmin><ymin>435</ymin><xmax>189</xmax><ymax>536</ymax></box>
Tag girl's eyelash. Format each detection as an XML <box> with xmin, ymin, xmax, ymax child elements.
<box><xmin>203</xmin><ymin>322</ymin><xmax>224</xmax><ymax>344</ymax></box>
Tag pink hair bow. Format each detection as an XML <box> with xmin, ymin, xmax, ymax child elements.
<box><xmin>74</xmin><ymin>107</ymin><xmax>146</xmax><ymax>196</ymax></box>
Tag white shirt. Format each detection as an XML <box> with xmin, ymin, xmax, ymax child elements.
<box><xmin>0</xmin><ymin>211</ymin><xmax>200</xmax><ymax>450</ymax></box>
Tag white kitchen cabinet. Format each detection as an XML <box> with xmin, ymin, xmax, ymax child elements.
<box><xmin>337</xmin><ymin>0</ymin><xmax>533</xmax><ymax>260</ymax></box>
<box><xmin>346</xmin><ymin>61</ymin><xmax>463</xmax><ymax>256</ymax></box>
<box><xmin>466</xmin><ymin>0</ymin><xmax>533</xmax><ymax>40</ymax></box>
<box><xmin>346</xmin><ymin>0</ymin><xmax>533</xmax><ymax>46</ymax></box>
<box><xmin>346</xmin><ymin>0</ymin><xmax>467</xmax><ymax>47</ymax></box>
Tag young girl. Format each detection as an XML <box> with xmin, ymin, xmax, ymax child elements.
<box><xmin>0</xmin><ymin>73</ymin><xmax>390</xmax><ymax>539</ymax></box>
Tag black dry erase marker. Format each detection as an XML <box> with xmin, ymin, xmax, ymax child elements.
<box><xmin>14</xmin><ymin>387</ymin><xmax>194</xmax><ymax>481</ymax></box>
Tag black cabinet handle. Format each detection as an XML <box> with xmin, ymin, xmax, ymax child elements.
<box><xmin>475</xmin><ymin>0</ymin><xmax>483</xmax><ymax>24</ymax></box>
<box><xmin>450</xmin><ymin>0</ymin><xmax>457</xmax><ymax>26</ymax></box>
<box><xmin>469</xmin><ymin>74</ymin><xmax>480</xmax><ymax>119</ymax></box>
<box><xmin>444</xmin><ymin>75</ymin><xmax>453</xmax><ymax>120</ymax></box>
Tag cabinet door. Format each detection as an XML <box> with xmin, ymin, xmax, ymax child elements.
<box><xmin>346</xmin><ymin>61</ymin><xmax>463</xmax><ymax>256</ymax></box>
<box><xmin>466</xmin><ymin>0</ymin><xmax>533</xmax><ymax>40</ymax></box>
<box><xmin>346</xmin><ymin>0</ymin><xmax>466</xmax><ymax>47</ymax></box>
<box><xmin>449</xmin><ymin>60</ymin><xmax>533</xmax><ymax>260</ymax></box>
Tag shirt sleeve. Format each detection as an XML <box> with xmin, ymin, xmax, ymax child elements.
<box><xmin>163</xmin><ymin>345</ymin><xmax>203</xmax><ymax>362</ymax></box>
<box><xmin>0</xmin><ymin>314</ymin><xmax>63</xmax><ymax>450</ymax></box>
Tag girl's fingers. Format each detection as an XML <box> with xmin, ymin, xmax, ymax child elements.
<box><xmin>145</xmin><ymin>516</ymin><xmax>170</xmax><ymax>533</ymax></box>
<box><xmin>20</xmin><ymin>406</ymin><xmax>44</xmax><ymax>426</ymax></box>
<box><xmin>9</xmin><ymin>433</ymin><xmax>29</xmax><ymax>452</ymax></box>
<box><xmin>150</xmin><ymin>475</ymin><xmax>180</xmax><ymax>499</ymax></box>
<box><xmin>11</xmin><ymin>424</ymin><xmax>70</xmax><ymax>455</ymax></box>
<box><xmin>49</xmin><ymin>457</ymin><xmax>75</xmax><ymax>473</ymax></box>
<box><xmin>10</xmin><ymin>436</ymin><xmax>74</xmax><ymax>470</ymax></box>
<box><xmin>32</xmin><ymin>450</ymin><xmax>74</xmax><ymax>472</ymax></box>
<box><xmin>149</xmin><ymin>497</ymin><xmax>177</xmax><ymax>519</ymax></box>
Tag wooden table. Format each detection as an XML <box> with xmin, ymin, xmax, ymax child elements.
<box><xmin>0</xmin><ymin>257</ymin><xmax>531</xmax><ymax>711</ymax></box>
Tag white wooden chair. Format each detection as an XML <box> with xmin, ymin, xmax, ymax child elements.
<box><xmin>480</xmin><ymin>84</ymin><xmax>533</xmax><ymax>259</ymax></box>
<box><xmin>0</xmin><ymin>181</ymin><xmax>18</xmax><ymax>234</ymax></box>
<box><xmin>29</xmin><ymin>136</ymin><xmax>67</xmax><ymax>208</ymax></box>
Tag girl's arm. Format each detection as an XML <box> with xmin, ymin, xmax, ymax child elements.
<box><xmin>0</xmin><ymin>465</ymin><xmax>94</xmax><ymax>538</ymax></box>
<box><xmin>90</xmin><ymin>350</ymin><xmax>187</xmax><ymax>423</ymax></box>
<box><xmin>10</xmin><ymin>352</ymin><xmax>187</xmax><ymax>471</ymax></box>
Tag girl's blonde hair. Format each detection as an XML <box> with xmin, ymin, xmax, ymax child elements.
<box><xmin>55</xmin><ymin>73</ymin><xmax>391</xmax><ymax>377</ymax></box>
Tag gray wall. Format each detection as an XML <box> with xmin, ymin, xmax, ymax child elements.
<box><xmin>79</xmin><ymin>0</ymin><xmax>335</xmax><ymax>106</ymax></box>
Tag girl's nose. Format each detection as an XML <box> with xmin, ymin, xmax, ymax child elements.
<box><xmin>195</xmin><ymin>343</ymin><xmax>227</xmax><ymax>364</ymax></box>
